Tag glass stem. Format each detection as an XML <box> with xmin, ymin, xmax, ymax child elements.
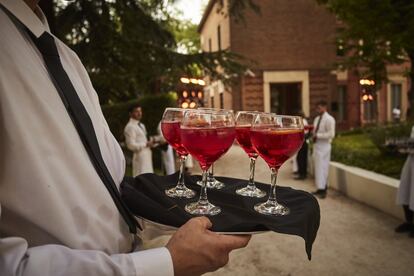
<box><xmin>267</xmin><ymin>167</ymin><xmax>279</xmax><ymax>204</ymax></box>
<box><xmin>247</xmin><ymin>157</ymin><xmax>257</xmax><ymax>190</ymax></box>
<box><xmin>198</xmin><ymin>169</ymin><xmax>209</xmax><ymax>206</ymax></box>
<box><xmin>176</xmin><ymin>155</ymin><xmax>187</xmax><ymax>190</ymax></box>
<box><xmin>207</xmin><ymin>164</ymin><xmax>214</xmax><ymax>182</ymax></box>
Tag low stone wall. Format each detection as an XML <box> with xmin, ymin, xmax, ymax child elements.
<box><xmin>328</xmin><ymin>162</ymin><xmax>404</xmax><ymax>220</ymax></box>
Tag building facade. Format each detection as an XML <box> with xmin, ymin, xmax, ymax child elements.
<box><xmin>198</xmin><ymin>0</ymin><xmax>410</xmax><ymax>129</ymax></box>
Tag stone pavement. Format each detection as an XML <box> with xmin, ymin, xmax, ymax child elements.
<box><xmin>148</xmin><ymin>145</ymin><xmax>414</xmax><ymax>276</ymax></box>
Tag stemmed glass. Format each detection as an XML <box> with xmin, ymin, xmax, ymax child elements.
<box><xmin>235</xmin><ymin>111</ymin><xmax>267</xmax><ymax>198</ymax></box>
<box><xmin>181</xmin><ymin>109</ymin><xmax>235</xmax><ymax>215</ymax></box>
<box><xmin>250</xmin><ymin>114</ymin><xmax>304</xmax><ymax>215</ymax></box>
<box><xmin>196</xmin><ymin>107</ymin><xmax>233</xmax><ymax>189</ymax></box>
<box><xmin>161</xmin><ymin>108</ymin><xmax>196</xmax><ymax>198</ymax></box>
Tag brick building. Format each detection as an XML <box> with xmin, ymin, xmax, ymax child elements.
<box><xmin>198</xmin><ymin>0</ymin><xmax>410</xmax><ymax>129</ymax></box>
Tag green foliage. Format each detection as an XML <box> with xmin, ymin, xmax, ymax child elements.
<box><xmin>53</xmin><ymin>0</ymin><xmax>249</xmax><ymax>105</ymax></box>
<box><xmin>317</xmin><ymin>0</ymin><xmax>414</xmax><ymax>117</ymax></box>
<box><xmin>317</xmin><ymin>0</ymin><xmax>414</xmax><ymax>85</ymax></box>
<box><xmin>332</xmin><ymin>126</ymin><xmax>411</xmax><ymax>179</ymax></box>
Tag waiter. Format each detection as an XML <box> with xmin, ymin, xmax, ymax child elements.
<box><xmin>124</xmin><ymin>104</ymin><xmax>154</xmax><ymax>176</ymax></box>
<box><xmin>395</xmin><ymin>126</ymin><xmax>414</xmax><ymax>237</ymax></box>
<box><xmin>0</xmin><ymin>1</ymin><xmax>250</xmax><ymax>275</ymax></box>
<box><xmin>312</xmin><ymin>101</ymin><xmax>336</xmax><ymax>198</ymax></box>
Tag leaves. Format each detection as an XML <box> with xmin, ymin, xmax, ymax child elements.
<box><xmin>53</xmin><ymin>0</ymin><xmax>248</xmax><ymax>105</ymax></box>
<box><xmin>318</xmin><ymin>0</ymin><xmax>413</xmax><ymax>86</ymax></box>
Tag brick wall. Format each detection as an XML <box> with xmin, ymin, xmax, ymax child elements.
<box><xmin>229</xmin><ymin>0</ymin><xmax>337</xmax><ymax>71</ymax></box>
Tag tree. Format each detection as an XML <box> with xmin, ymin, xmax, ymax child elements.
<box><xmin>317</xmin><ymin>0</ymin><xmax>414</xmax><ymax>116</ymax></box>
<box><xmin>51</xmin><ymin>0</ymin><xmax>252</xmax><ymax>105</ymax></box>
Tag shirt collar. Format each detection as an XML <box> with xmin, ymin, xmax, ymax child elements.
<box><xmin>129</xmin><ymin>118</ymin><xmax>140</xmax><ymax>124</ymax></box>
<box><xmin>0</xmin><ymin>0</ymin><xmax>49</xmax><ymax>37</ymax></box>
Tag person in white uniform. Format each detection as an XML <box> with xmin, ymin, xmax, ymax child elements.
<box><xmin>156</xmin><ymin>122</ymin><xmax>176</xmax><ymax>175</ymax></box>
<box><xmin>312</xmin><ymin>101</ymin><xmax>336</xmax><ymax>198</ymax></box>
<box><xmin>0</xmin><ymin>1</ymin><xmax>250</xmax><ymax>275</ymax></box>
<box><xmin>395</xmin><ymin>126</ymin><xmax>414</xmax><ymax>237</ymax></box>
<box><xmin>124</xmin><ymin>104</ymin><xmax>154</xmax><ymax>176</ymax></box>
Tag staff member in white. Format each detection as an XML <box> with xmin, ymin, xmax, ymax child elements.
<box><xmin>312</xmin><ymin>100</ymin><xmax>336</xmax><ymax>198</ymax></box>
<box><xmin>0</xmin><ymin>1</ymin><xmax>250</xmax><ymax>275</ymax></box>
<box><xmin>124</xmin><ymin>104</ymin><xmax>154</xmax><ymax>176</ymax></box>
<box><xmin>156</xmin><ymin>121</ymin><xmax>176</xmax><ymax>175</ymax></box>
<box><xmin>395</xmin><ymin>126</ymin><xmax>414</xmax><ymax>237</ymax></box>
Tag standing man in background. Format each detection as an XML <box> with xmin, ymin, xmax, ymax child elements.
<box><xmin>124</xmin><ymin>104</ymin><xmax>154</xmax><ymax>176</ymax></box>
<box><xmin>312</xmin><ymin>101</ymin><xmax>336</xmax><ymax>198</ymax></box>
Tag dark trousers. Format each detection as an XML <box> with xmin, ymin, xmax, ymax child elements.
<box><xmin>297</xmin><ymin>140</ymin><xmax>308</xmax><ymax>177</ymax></box>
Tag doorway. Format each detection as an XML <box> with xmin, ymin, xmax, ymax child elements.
<box><xmin>270</xmin><ymin>82</ymin><xmax>302</xmax><ymax>115</ymax></box>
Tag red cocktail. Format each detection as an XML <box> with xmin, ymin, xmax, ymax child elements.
<box><xmin>161</xmin><ymin>121</ymin><xmax>187</xmax><ymax>156</ymax></box>
<box><xmin>235</xmin><ymin>126</ymin><xmax>258</xmax><ymax>158</ymax></box>
<box><xmin>250</xmin><ymin>129</ymin><xmax>304</xmax><ymax>169</ymax></box>
<box><xmin>161</xmin><ymin>108</ymin><xmax>195</xmax><ymax>199</ymax></box>
<box><xmin>251</xmin><ymin>114</ymin><xmax>304</xmax><ymax>216</ymax></box>
<box><xmin>181</xmin><ymin>109</ymin><xmax>235</xmax><ymax>216</ymax></box>
<box><xmin>234</xmin><ymin>111</ymin><xmax>266</xmax><ymax>198</ymax></box>
<box><xmin>181</xmin><ymin>127</ymin><xmax>235</xmax><ymax>170</ymax></box>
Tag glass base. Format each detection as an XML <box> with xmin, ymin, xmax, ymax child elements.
<box><xmin>236</xmin><ymin>186</ymin><xmax>267</xmax><ymax>198</ymax></box>
<box><xmin>185</xmin><ymin>201</ymin><xmax>221</xmax><ymax>216</ymax></box>
<box><xmin>196</xmin><ymin>178</ymin><xmax>225</xmax><ymax>189</ymax></box>
<box><xmin>254</xmin><ymin>201</ymin><xmax>290</xmax><ymax>216</ymax></box>
<box><xmin>165</xmin><ymin>186</ymin><xmax>196</xmax><ymax>199</ymax></box>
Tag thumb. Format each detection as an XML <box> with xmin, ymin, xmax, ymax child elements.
<box><xmin>193</xmin><ymin>216</ymin><xmax>213</xmax><ymax>230</ymax></box>
<box><xmin>217</xmin><ymin>234</ymin><xmax>251</xmax><ymax>250</ymax></box>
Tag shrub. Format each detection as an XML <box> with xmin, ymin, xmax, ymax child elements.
<box><xmin>332</xmin><ymin>131</ymin><xmax>408</xmax><ymax>179</ymax></box>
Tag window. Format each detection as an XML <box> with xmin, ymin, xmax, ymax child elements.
<box><xmin>217</xmin><ymin>25</ymin><xmax>221</xmax><ymax>51</ymax></box>
<box><xmin>337</xmin><ymin>85</ymin><xmax>347</xmax><ymax>121</ymax></box>
<box><xmin>391</xmin><ymin>83</ymin><xmax>402</xmax><ymax>109</ymax></box>
<box><xmin>219</xmin><ymin>93</ymin><xmax>224</xmax><ymax>109</ymax></box>
<box><xmin>211</xmin><ymin>96</ymin><xmax>214</xmax><ymax>108</ymax></box>
<box><xmin>208</xmin><ymin>38</ymin><xmax>212</xmax><ymax>52</ymax></box>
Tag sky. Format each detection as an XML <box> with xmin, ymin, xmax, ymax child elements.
<box><xmin>173</xmin><ymin>0</ymin><xmax>209</xmax><ymax>24</ymax></box>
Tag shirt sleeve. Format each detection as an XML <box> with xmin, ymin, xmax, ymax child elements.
<box><xmin>124</xmin><ymin>125</ymin><xmax>147</xmax><ymax>153</ymax></box>
<box><xmin>0</xmin><ymin>205</ymin><xmax>174</xmax><ymax>276</ymax></box>
<box><xmin>129</xmin><ymin>247</ymin><xmax>174</xmax><ymax>276</ymax></box>
<box><xmin>316</xmin><ymin>117</ymin><xmax>336</xmax><ymax>140</ymax></box>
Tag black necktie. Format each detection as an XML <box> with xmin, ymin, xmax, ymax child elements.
<box><xmin>313</xmin><ymin>112</ymin><xmax>324</xmax><ymax>143</ymax></box>
<box><xmin>31</xmin><ymin>32</ymin><xmax>140</xmax><ymax>234</ymax></box>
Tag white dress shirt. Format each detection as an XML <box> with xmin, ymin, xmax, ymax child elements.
<box><xmin>124</xmin><ymin>118</ymin><xmax>154</xmax><ymax>176</ymax></box>
<box><xmin>0</xmin><ymin>1</ymin><xmax>173</xmax><ymax>275</ymax></box>
<box><xmin>313</xmin><ymin>112</ymin><xmax>336</xmax><ymax>143</ymax></box>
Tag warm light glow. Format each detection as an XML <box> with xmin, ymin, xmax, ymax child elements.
<box><xmin>191</xmin><ymin>91</ymin><xmax>196</xmax><ymax>97</ymax></box>
<box><xmin>190</xmin><ymin>78</ymin><xmax>198</xmax><ymax>84</ymax></box>
<box><xmin>359</xmin><ymin>79</ymin><xmax>375</xmax><ymax>86</ymax></box>
<box><xmin>197</xmin><ymin>91</ymin><xmax>203</xmax><ymax>98</ymax></box>
<box><xmin>362</xmin><ymin>94</ymin><xmax>369</xmax><ymax>101</ymax></box>
<box><xmin>198</xmin><ymin>80</ymin><xmax>206</xmax><ymax>86</ymax></box>
<box><xmin>368</xmin><ymin>95</ymin><xmax>374</xmax><ymax>101</ymax></box>
<box><xmin>189</xmin><ymin>102</ymin><xmax>197</xmax><ymax>108</ymax></box>
<box><xmin>181</xmin><ymin>102</ymin><xmax>189</xmax><ymax>108</ymax></box>
<box><xmin>180</xmin><ymin>77</ymin><xmax>190</xmax><ymax>84</ymax></box>
<box><xmin>182</xmin><ymin>91</ymin><xmax>188</xmax><ymax>98</ymax></box>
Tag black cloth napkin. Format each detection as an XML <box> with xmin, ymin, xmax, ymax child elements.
<box><xmin>121</xmin><ymin>172</ymin><xmax>320</xmax><ymax>260</ymax></box>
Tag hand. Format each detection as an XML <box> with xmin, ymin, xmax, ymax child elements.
<box><xmin>146</xmin><ymin>140</ymin><xmax>155</xmax><ymax>147</ymax></box>
<box><xmin>166</xmin><ymin>217</ymin><xmax>251</xmax><ymax>276</ymax></box>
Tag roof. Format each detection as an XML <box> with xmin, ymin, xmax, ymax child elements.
<box><xmin>198</xmin><ymin>0</ymin><xmax>217</xmax><ymax>33</ymax></box>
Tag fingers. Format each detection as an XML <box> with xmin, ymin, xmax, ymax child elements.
<box><xmin>216</xmin><ymin>234</ymin><xmax>251</xmax><ymax>250</ymax></box>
